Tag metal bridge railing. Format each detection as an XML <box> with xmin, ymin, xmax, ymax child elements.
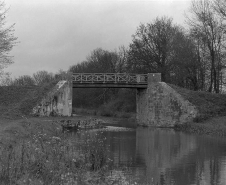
<box><xmin>72</xmin><ymin>73</ymin><xmax>148</xmax><ymax>84</ymax></box>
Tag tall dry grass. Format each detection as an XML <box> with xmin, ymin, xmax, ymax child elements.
<box><xmin>0</xmin><ymin>119</ymin><xmax>139</xmax><ymax>185</ymax></box>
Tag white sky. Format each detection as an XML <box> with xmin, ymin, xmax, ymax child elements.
<box><xmin>3</xmin><ymin>0</ymin><xmax>191</xmax><ymax>78</ymax></box>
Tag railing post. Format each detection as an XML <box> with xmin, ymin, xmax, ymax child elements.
<box><xmin>148</xmin><ymin>73</ymin><xmax>161</xmax><ymax>84</ymax></box>
<box><xmin>127</xmin><ymin>74</ymin><xmax>129</xmax><ymax>83</ymax></box>
<box><xmin>137</xmin><ymin>75</ymin><xmax>141</xmax><ymax>83</ymax></box>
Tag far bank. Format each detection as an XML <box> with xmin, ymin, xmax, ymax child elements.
<box><xmin>175</xmin><ymin>116</ymin><xmax>226</xmax><ymax>137</ymax></box>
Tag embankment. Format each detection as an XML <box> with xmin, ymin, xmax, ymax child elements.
<box><xmin>168</xmin><ymin>84</ymin><xmax>226</xmax><ymax>121</ymax></box>
<box><xmin>0</xmin><ymin>82</ymin><xmax>56</xmax><ymax>119</ymax></box>
<box><xmin>169</xmin><ymin>84</ymin><xmax>226</xmax><ymax>137</ymax></box>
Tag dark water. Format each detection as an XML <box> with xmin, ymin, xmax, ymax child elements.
<box><xmin>74</xmin><ymin>118</ymin><xmax>226</xmax><ymax>185</ymax></box>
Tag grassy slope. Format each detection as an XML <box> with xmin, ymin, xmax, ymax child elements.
<box><xmin>2</xmin><ymin>82</ymin><xmax>226</xmax><ymax>122</ymax></box>
<box><xmin>168</xmin><ymin>84</ymin><xmax>226</xmax><ymax>121</ymax></box>
<box><xmin>165</xmin><ymin>84</ymin><xmax>226</xmax><ymax>137</ymax></box>
<box><xmin>0</xmin><ymin>82</ymin><xmax>56</xmax><ymax>119</ymax></box>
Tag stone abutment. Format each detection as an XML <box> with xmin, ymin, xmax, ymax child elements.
<box><xmin>32</xmin><ymin>80</ymin><xmax>72</xmax><ymax>116</ymax></box>
<box><xmin>136</xmin><ymin>73</ymin><xmax>198</xmax><ymax>127</ymax></box>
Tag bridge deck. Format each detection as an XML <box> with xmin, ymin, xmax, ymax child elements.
<box><xmin>72</xmin><ymin>83</ymin><xmax>147</xmax><ymax>88</ymax></box>
<box><xmin>72</xmin><ymin>73</ymin><xmax>148</xmax><ymax>88</ymax></box>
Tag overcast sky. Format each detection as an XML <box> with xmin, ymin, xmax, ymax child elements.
<box><xmin>4</xmin><ymin>0</ymin><xmax>191</xmax><ymax>78</ymax></box>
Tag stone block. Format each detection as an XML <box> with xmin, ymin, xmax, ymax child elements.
<box><xmin>136</xmin><ymin>82</ymin><xmax>198</xmax><ymax>127</ymax></box>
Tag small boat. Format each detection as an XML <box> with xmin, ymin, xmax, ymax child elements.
<box><xmin>60</xmin><ymin>118</ymin><xmax>105</xmax><ymax>131</ymax></box>
<box><xmin>61</xmin><ymin>120</ymin><xmax>80</xmax><ymax>131</ymax></box>
<box><xmin>78</xmin><ymin>118</ymin><xmax>104</xmax><ymax>129</ymax></box>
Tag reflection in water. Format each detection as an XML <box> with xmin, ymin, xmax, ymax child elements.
<box><xmin>136</xmin><ymin>127</ymin><xmax>197</xmax><ymax>184</ymax></box>
<box><xmin>104</xmin><ymin>131</ymin><xmax>136</xmax><ymax>166</ymax></box>
<box><xmin>136</xmin><ymin>127</ymin><xmax>226</xmax><ymax>185</ymax></box>
<box><xmin>73</xmin><ymin>120</ymin><xmax>226</xmax><ymax>185</ymax></box>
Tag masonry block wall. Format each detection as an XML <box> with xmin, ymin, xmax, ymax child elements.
<box><xmin>32</xmin><ymin>80</ymin><xmax>72</xmax><ymax>116</ymax></box>
<box><xmin>136</xmin><ymin>74</ymin><xmax>198</xmax><ymax>127</ymax></box>
<box><xmin>136</xmin><ymin>88</ymin><xmax>148</xmax><ymax>123</ymax></box>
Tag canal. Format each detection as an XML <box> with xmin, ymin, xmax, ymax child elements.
<box><xmin>72</xmin><ymin>117</ymin><xmax>226</xmax><ymax>185</ymax></box>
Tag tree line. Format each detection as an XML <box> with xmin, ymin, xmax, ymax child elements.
<box><xmin>1</xmin><ymin>70</ymin><xmax>70</xmax><ymax>86</ymax></box>
<box><xmin>69</xmin><ymin>0</ymin><xmax>226</xmax><ymax>93</ymax></box>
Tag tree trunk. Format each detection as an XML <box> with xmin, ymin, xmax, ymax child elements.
<box><xmin>214</xmin><ymin>68</ymin><xmax>218</xmax><ymax>93</ymax></box>
<box><xmin>208</xmin><ymin>68</ymin><xmax>213</xmax><ymax>92</ymax></box>
<box><xmin>209</xmin><ymin>48</ymin><xmax>216</xmax><ymax>93</ymax></box>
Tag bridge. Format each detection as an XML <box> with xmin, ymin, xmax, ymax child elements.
<box><xmin>33</xmin><ymin>72</ymin><xmax>198</xmax><ymax>128</ymax></box>
<box><xmin>72</xmin><ymin>73</ymin><xmax>148</xmax><ymax>88</ymax></box>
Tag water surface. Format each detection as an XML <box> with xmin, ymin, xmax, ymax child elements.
<box><xmin>74</xmin><ymin>118</ymin><xmax>226</xmax><ymax>185</ymax></box>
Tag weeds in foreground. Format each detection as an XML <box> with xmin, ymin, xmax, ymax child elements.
<box><xmin>0</xmin><ymin>120</ymin><xmax>139</xmax><ymax>185</ymax></box>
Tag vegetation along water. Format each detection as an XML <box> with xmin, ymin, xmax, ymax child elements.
<box><xmin>0</xmin><ymin>116</ymin><xmax>226</xmax><ymax>185</ymax></box>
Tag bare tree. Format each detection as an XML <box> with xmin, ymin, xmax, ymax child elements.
<box><xmin>86</xmin><ymin>48</ymin><xmax>118</xmax><ymax>73</ymax></box>
<box><xmin>189</xmin><ymin>29</ymin><xmax>210</xmax><ymax>91</ymax></box>
<box><xmin>10</xmin><ymin>75</ymin><xmax>35</xmax><ymax>86</ymax></box>
<box><xmin>186</xmin><ymin>0</ymin><xmax>226</xmax><ymax>93</ymax></box>
<box><xmin>0</xmin><ymin>2</ymin><xmax>17</xmax><ymax>78</ymax></box>
<box><xmin>33</xmin><ymin>70</ymin><xmax>54</xmax><ymax>85</ymax></box>
<box><xmin>0</xmin><ymin>71</ymin><xmax>12</xmax><ymax>85</ymax></box>
<box><xmin>69</xmin><ymin>48</ymin><xmax>119</xmax><ymax>73</ymax></box>
<box><xmin>128</xmin><ymin>17</ymin><xmax>193</xmax><ymax>83</ymax></box>
<box><xmin>169</xmin><ymin>30</ymin><xmax>204</xmax><ymax>90</ymax></box>
<box><xmin>214</xmin><ymin>0</ymin><xmax>226</xmax><ymax>19</ymax></box>
<box><xmin>115</xmin><ymin>46</ymin><xmax>128</xmax><ymax>73</ymax></box>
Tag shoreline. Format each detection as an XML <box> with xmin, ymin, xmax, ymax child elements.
<box><xmin>1</xmin><ymin>114</ymin><xmax>226</xmax><ymax>140</ymax></box>
<box><xmin>174</xmin><ymin>116</ymin><xmax>226</xmax><ymax>137</ymax></box>
<box><xmin>74</xmin><ymin>112</ymin><xmax>226</xmax><ymax>138</ymax></box>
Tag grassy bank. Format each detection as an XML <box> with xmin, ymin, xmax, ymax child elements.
<box><xmin>0</xmin><ymin>82</ymin><xmax>57</xmax><ymax>119</ymax></box>
<box><xmin>0</xmin><ymin>117</ymin><xmax>139</xmax><ymax>185</ymax></box>
<box><xmin>169</xmin><ymin>84</ymin><xmax>226</xmax><ymax>122</ymax></box>
<box><xmin>168</xmin><ymin>84</ymin><xmax>226</xmax><ymax>137</ymax></box>
<box><xmin>0</xmin><ymin>83</ymin><xmax>141</xmax><ymax>184</ymax></box>
<box><xmin>175</xmin><ymin>116</ymin><xmax>226</xmax><ymax>137</ymax></box>
<box><xmin>0</xmin><ymin>82</ymin><xmax>141</xmax><ymax>184</ymax></box>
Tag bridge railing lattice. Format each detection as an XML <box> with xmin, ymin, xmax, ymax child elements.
<box><xmin>72</xmin><ymin>73</ymin><xmax>148</xmax><ymax>84</ymax></box>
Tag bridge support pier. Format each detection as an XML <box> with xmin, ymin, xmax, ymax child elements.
<box><xmin>136</xmin><ymin>73</ymin><xmax>197</xmax><ymax>127</ymax></box>
<box><xmin>136</xmin><ymin>73</ymin><xmax>161</xmax><ymax>126</ymax></box>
